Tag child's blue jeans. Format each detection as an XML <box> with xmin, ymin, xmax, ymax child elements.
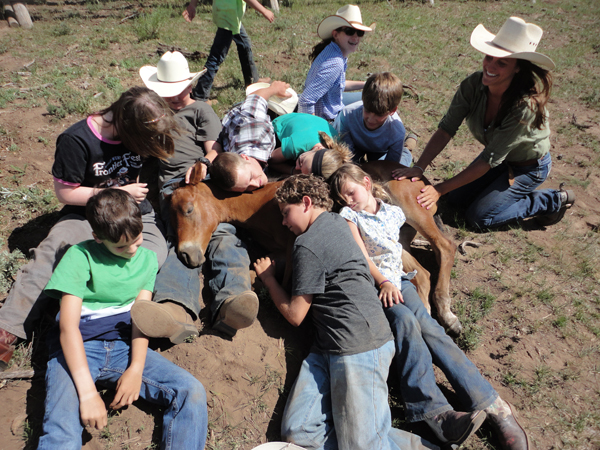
<box><xmin>38</xmin><ymin>340</ymin><xmax>207</xmax><ymax>450</ymax></box>
<box><xmin>281</xmin><ymin>340</ymin><xmax>439</xmax><ymax>450</ymax></box>
<box><xmin>193</xmin><ymin>25</ymin><xmax>259</xmax><ymax>101</ymax></box>
<box><xmin>384</xmin><ymin>279</ymin><xmax>497</xmax><ymax>422</ymax></box>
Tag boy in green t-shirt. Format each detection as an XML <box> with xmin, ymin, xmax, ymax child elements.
<box><xmin>38</xmin><ymin>189</ymin><xmax>207</xmax><ymax>449</ymax></box>
<box><xmin>183</xmin><ymin>0</ymin><xmax>275</xmax><ymax>101</ymax></box>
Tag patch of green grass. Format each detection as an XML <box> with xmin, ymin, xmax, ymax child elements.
<box><xmin>51</xmin><ymin>21</ymin><xmax>73</xmax><ymax>36</ymax></box>
<box><xmin>0</xmin><ymin>248</ymin><xmax>26</xmax><ymax>293</ymax></box>
<box><xmin>133</xmin><ymin>8</ymin><xmax>170</xmax><ymax>42</ymax></box>
<box><xmin>455</xmin><ymin>287</ymin><xmax>496</xmax><ymax>351</ymax></box>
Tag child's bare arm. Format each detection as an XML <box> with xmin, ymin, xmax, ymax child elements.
<box><xmin>253</xmin><ymin>80</ymin><xmax>291</xmax><ymax>102</ymax></box>
<box><xmin>245</xmin><ymin>0</ymin><xmax>275</xmax><ymax>23</ymax></box>
<box><xmin>182</xmin><ymin>0</ymin><xmax>198</xmax><ymax>22</ymax></box>
<box><xmin>254</xmin><ymin>257</ymin><xmax>312</xmax><ymax>326</ymax></box>
<box><xmin>110</xmin><ymin>290</ymin><xmax>152</xmax><ymax>410</ymax></box>
<box><xmin>346</xmin><ymin>221</ymin><xmax>403</xmax><ymax>307</ymax></box>
<box><xmin>60</xmin><ymin>294</ymin><xmax>108</xmax><ymax>430</ymax></box>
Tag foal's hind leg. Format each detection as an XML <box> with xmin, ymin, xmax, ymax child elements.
<box><xmin>401</xmin><ymin>249</ymin><xmax>431</xmax><ymax>313</ymax></box>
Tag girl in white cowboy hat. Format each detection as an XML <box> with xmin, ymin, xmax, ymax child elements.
<box><xmin>394</xmin><ymin>16</ymin><xmax>574</xmax><ymax>231</ymax></box>
<box><xmin>297</xmin><ymin>4</ymin><xmax>374</xmax><ymax>121</ymax></box>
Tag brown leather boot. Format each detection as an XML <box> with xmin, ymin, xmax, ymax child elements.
<box><xmin>424</xmin><ymin>409</ymin><xmax>486</xmax><ymax>448</ymax></box>
<box><xmin>0</xmin><ymin>328</ymin><xmax>18</xmax><ymax>372</ymax></box>
<box><xmin>213</xmin><ymin>291</ymin><xmax>259</xmax><ymax>337</ymax></box>
<box><xmin>131</xmin><ymin>301</ymin><xmax>199</xmax><ymax>344</ymax></box>
<box><xmin>485</xmin><ymin>398</ymin><xmax>530</xmax><ymax>450</ymax></box>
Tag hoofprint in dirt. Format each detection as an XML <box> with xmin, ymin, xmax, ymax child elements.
<box><xmin>1</xmin><ymin>1</ymin><xmax>600</xmax><ymax>449</ymax></box>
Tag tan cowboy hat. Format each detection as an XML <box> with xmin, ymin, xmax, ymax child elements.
<box><xmin>470</xmin><ymin>16</ymin><xmax>555</xmax><ymax>70</ymax></box>
<box><xmin>139</xmin><ymin>51</ymin><xmax>207</xmax><ymax>98</ymax></box>
<box><xmin>246</xmin><ymin>82</ymin><xmax>299</xmax><ymax>116</ymax></box>
<box><xmin>317</xmin><ymin>4</ymin><xmax>374</xmax><ymax>40</ymax></box>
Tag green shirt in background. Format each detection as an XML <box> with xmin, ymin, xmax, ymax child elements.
<box><xmin>272</xmin><ymin>113</ymin><xmax>338</xmax><ymax>160</ymax></box>
<box><xmin>438</xmin><ymin>71</ymin><xmax>551</xmax><ymax>168</ymax></box>
<box><xmin>213</xmin><ymin>0</ymin><xmax>246</xmax><ymax>35</ymax></box>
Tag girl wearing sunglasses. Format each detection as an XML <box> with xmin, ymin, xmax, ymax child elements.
<box><xmin>298</xmin><ymin>5</ymin><xmax>373</xmax><ymax>122</ymax></box>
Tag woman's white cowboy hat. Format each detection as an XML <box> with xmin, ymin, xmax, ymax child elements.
<box><xmin>470</xmin><ymin>16</ymin><xmax>555</xmax><ymax>70</ymax></box>
<box><xmin>317</xmin><ymin>4</ymin><xmax>374</xmax><ymax>40</ymax></box>
<box><xmin>250</xmin><ymin>443</ymin><xmax>306</xmax><ymax>450</ymax></box>
<box><xmin>139</xmin><ymin>51</ymin><xmax>207</xmax><ymax>98</ymax></box>
<box><xmin>246</xmin><ymin>82</ymin><xmax>299</xmax><ymax>116</ymax></box>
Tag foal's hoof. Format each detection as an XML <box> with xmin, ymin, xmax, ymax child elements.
<box><xmin>445</xmin><ymin>317</ymin><xmax>463</xmax><ymax>337</ymax></box>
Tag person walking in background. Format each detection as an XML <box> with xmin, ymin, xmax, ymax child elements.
<box><xmin>183</xmin><ymin>0</ymin><xmax>275</xmax><ymax>102</ymax></box>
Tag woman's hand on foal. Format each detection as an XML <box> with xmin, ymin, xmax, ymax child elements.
<box><xmin>416</xmin><ymin>185</ymin><xmax>441</xmax><ymax>210</ymax></box>
<box><xmin>379</xmin><ymin>282</ymin><xmax>403</xmax><ymax>308</ymax></box>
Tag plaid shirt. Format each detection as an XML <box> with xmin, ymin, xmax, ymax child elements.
<box><xmin>218</xmin><ymin>94</ymin><xmax>275</xmax><ymax>162</ymax></box>
<box><xmin>298</xmin><ymin>42</ymin><xmax>347</xmax><ymax>121</ymax></box>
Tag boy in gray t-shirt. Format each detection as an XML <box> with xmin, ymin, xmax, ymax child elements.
<box><xmin>254</xmin><ymin>174</ymin><xmax>437</xmax><ymax>450</ymax></box>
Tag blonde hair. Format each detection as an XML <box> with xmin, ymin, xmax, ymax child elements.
<box><xmin>318</xmin><ymin>132</ymin><xmax>353</xmax><ymax>179</ymax></box>
<box><xmin>329</xmin><ymin>164</ymin><xmax>390</xmax><ymax>207</ymax></box>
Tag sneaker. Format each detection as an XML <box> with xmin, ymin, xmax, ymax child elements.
<box><xmin>424</xmin><ymin>409</ymin><xmax>486</xmax><ymax>448</ymax></box>
<box><xmin>535</xmin><ymin>185</ymin><xmax>575</xmax><ymax>226</ymax></box>
<box><xmin>485</xmin><ymin>398</ymin><xmax>530</xmax><ymax>450</ymax></box>
<box><xmin>131</xmin><ymin>301</ymin><xmax>199</xmax><ymax>345</ymax></box>
<box><xmin>213</xmin><ymin>291</ymin><xmax>259</xmax><ymax>337</ymax></box>
<box><xmin>0</xmin><ymin>328</ymin><xmax>18</xmax><ymax>372</ymax></box>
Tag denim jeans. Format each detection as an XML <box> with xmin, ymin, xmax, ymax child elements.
<box><xmin>192</xmin><ymin>25</ymin><xmax>259</xmax><ymax>101</ymax></box>
<box><xmin>385</xmin><ymin>279</ymin><xmax>497</xmax><ymax>422</ymax></box>
<box><xmin>281</xmin><ymin>341</ymin><xmax>439</xmax><ymax>450</ymax></box>
<box><xmin>0</xmin><ymin>212</ymin><xmax>167</xmax><ymax>340</ymax></box>
<box><xmin>447</xmin><ymin>152</ymin><xmax>560</xmax><ymax>228</ymax></box>
<box><xmin>38</xmin><ymin>340</ymin><xmax>207</xmax><ymax>450</ymax></box>
<box><xmin>155</xmin><ymin>180</ymin><xmax>252</xmax><ymax>321</ymax></box>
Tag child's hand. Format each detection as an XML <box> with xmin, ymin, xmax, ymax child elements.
<box><xmin>80</xmin><ymin>392</ymin><xmax>108</xmax><ymax>430</ymax></box>
<box><xmin>269</xmin><ymin>80</ymin><xmax>292</xmax><ymax>99</ymax></box>
<box><xmin>118</xmin><ymin>183</ymin><xmax>148</xmax><ymax>203</ymax></box>
<box><xmin>262</xmin><ymin>9</ymin><xmax>275</xmax><ymax>23</ymax></box>
<box><xmin>254</xmin><ymin>257</ymin><xmax>276</xmax><ymax>282</ymax></box>
<box><xmin>379</xmin><ymin>282</ymin><xmax>403</xmax><ymax>308</ymax></box>
<box><xmin>182</xmin><ymin>2</ymin><xmax>196</xmax><ymax>22</ymax></box>
<box><xmin>110</xmin><ymin>367</ymin><xmax>143</xmax><ymax>410</ymax></box>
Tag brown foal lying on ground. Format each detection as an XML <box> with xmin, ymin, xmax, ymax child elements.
<box><xmin>170</xmin><ymin>162</ymin><xmax>460</xmax><ymax>335</ymax></box>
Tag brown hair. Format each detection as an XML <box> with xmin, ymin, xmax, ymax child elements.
<box><xmin>309</xmin><ymin>37</ymin><xmax>334</xmax><ymax>62</ymax></box>
<box><xmin>329</xmin><ymin>164</ymin><xmax>390</xmax><ymax>207</ymax></box>
<box><xmin>362</xmin><ymin>72</ymin><xmax>403</xmax><ymax>116</ymax></box>
<box><xmin>210</xmin><ymin>152</ymin><xmax>247</xmax><ymax>190</ymax></box>
<box><xmin>86</xmin><ymin>189</ymin><xmax>142</xmax><ymax>243</ymax></box>
<box><xmin>98</xmin><ymin>86</ymin><xmax>177</xmax><ymax>160</ymax></box>
<box><xmin>318</xmin><ymin>131</ymin><xmax>353</xmax><ymax>179</ymax></box>
<box><xmin>497</xmin><ymin>59</ymin><xmax>552</xmax><ymax>129</ymax></box>
<box><xmin>276</xmin><ymin>174</ymin><xmax>333</xmax><ymax>211</ymax></box>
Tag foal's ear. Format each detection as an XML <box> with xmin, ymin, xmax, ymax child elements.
<box><xmin>188</xmin><ymin>161</ymin><xmax>206</xmax><ymax>186</ymax></box>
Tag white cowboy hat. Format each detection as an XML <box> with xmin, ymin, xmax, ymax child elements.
<box><xmin>250</xmin><ymin>443</ymin><xmax>307</xmax><ymax>450</ymax></box>
<box><xmin>317</xmin><ymin>4</ymin><xmax>374</xmax><ymax>40</ymax></box>
<box><xmin>246</xmin><ymin>82</ymin><xmax>299</xmax><ymax>116</ymax></box>
<box><xmin>470</xmin><ymin>16</ymin><xmax>555</xmax><ymax>70</ymax></box>
<box><xmin>139</xmin><ymin>51</ymin><xmax>207</xmax><ymax>98</ymax></box>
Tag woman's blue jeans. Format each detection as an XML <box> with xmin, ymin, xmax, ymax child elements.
<box><xmin>192</xmin><ymin>25</ymin><xmax>259</xmax><ymax>101</ymax></box>
<box><xmin>385</xmin><ymin>280</ymin><xmax>497</xmax><ymax>422</ymax></box>
<box><xmin>281</xmin><ymin>340</ymin><xmax>439</xmax><ymax>450</ymax></box>
<box><xmin>38</xmin><ymin>340</ymin><xmax>207</xmax><ymax>450</ymax></box>
<box><xmin>447</xmin><ymin>152</ymin><xmax>560</xmax><ymax>228</ymax></box>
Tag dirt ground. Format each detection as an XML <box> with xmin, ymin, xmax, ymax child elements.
<box><xmin>1</xmin><ymin>3</ymin><xmax>600</xmax><ymax>450</ymax></box>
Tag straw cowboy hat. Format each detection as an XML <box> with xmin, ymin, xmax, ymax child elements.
<box><xmin>470</xmin><ymin>16</ymin><xmax>555</xmax><ymax>70</ymax></box>
<box><xmin>246</xmin><ymin>82</ymin><xmax>299</xmax><ymax>116</ymax></box>
<box><xmin>250</xmin><ymin>443</ymin><xmax>306</xmax><ymax>450</ymax></box>
<box><xmin>317</xmin><ymin>4</ymin><xmax>374</xmax><ymax>40</ymax></box>
<box><xmin>139</xmin><ymin>51</ymin><xmax>207</xmax><ymax>98</ymax></box>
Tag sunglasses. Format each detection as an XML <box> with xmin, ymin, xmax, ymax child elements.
<box><xmin>338</xmin><ymin>27</ymin><xmax>365</xmax><ymax>37</ymax></box>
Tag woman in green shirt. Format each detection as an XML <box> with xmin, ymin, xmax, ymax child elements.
<box><xmin>393</xmin><ymin>17</ymin><xmax>574</xmax><ymax>228</ymax></box>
